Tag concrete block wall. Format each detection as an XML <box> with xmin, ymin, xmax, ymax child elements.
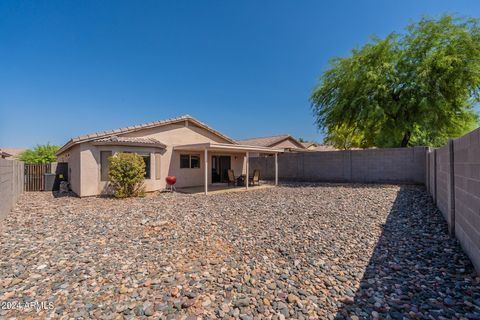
<box><xmin>350</xmin><ymin>147</ymin><xmax>426</xmax><ymax>183</ymax></box>
<box><xmin>428</xmin><ymin>149</ymin><xmax>436</xmax><ymax>202</ymax></box>
<box><xmin>250</xmin><ymin>146</ymin><xmax>426</xmax><ymax>184</ymax></box>
<box><xmin>0</xmin><ymin>159</ymin><xmax>24</xmax><ymax>220</ymax></box>
<box><xmin>302</xmin><ymin>151</ymin><xmax>351</xmax><ymax>181</ymax></box>
<box><xmin>435</xmin><ymin>145</ymin><xmax>451</xmax><ymax>224</ymax></box>
<box><xmin>426</xmin><ymin>127</ymin><xmax>480</xmax><ymax>272</ymax></box>
<box><xmin>453</xmin><ymin>128</ymin><xmax>480</xmax><ymax>272</ymax></box>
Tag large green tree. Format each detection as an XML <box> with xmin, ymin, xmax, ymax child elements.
<box><xmin>19</xmin><ymin>144</ymin><xmax>59</xmax><ymax>164</ymax></box>
<box><xmin>311</xmin><ymin>15</ymin><xmax>480</xmax><ymax>148</ymax></box>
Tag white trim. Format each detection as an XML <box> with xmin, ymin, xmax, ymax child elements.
<box><xmin>275</xmin><ymin>153</ymin><xmax>278</xmax><ymax>185</ymax></box>
<box><xmin>174</xmin><ymin>142</ymin><xmax>283</xmax><ymax>153</ymax></box>
<box><xmin>246</xmin><ymin>151</ymin><xmax>249</xmax><ymax>190</ymax></box>
<box><xmin>204</xmin><ymin>149</ymin><xmax>208</xmax><ymax>195</ymax></box>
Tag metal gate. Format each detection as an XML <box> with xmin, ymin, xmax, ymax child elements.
<box><xmin>24</xmin><ymin>162</ymin><xmax>68</xmax><ymax>191</ymax></box>
<box><xmin>24</xmin><ymin>164</ymin><xmax>51</xmax><ymax>191</ymax></box>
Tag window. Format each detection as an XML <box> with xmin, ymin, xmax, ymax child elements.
<box><xmin>190</xmin><ymin>155</ymin><xmax>200</xmax><ymax>168</ymax></box>
<box><xmin>155</xmin><ymin>153</ymin><xmax>161</xmax><ymax>180</ymax></box>
<box><xmin>123</xmin><ymin>151</ymin><xmax>151</xmax><ymax>179</ymax></box>
<box><xmin>100</xmin><ymin>151</ymin><xmax>112</xmax><ymax>181</ymax></box>
<box><xmin>180</xmin><ymin>154</ymin><xmax>201</xmax><ymax>169</ymax></box>
<box><xmin>180</xmin><ymin>154</ymin><xmax>190</xmax><ymax>168</ymax></box>
<box><xmin>140</xmin><ymin>154</ymin><xmax>151</xmax><ymax>179</ymax></box>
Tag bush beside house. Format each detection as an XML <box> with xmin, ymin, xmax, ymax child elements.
<box><xmin>108</xmin><ymin>153</ymin><xmax>146</xmax><ymax>198</ymax></box>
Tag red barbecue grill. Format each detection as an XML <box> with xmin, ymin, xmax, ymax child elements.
<box><xmin>166</xmin><ymin>176</ymin><xmax>176</xmax><ymax>192</ymax></box>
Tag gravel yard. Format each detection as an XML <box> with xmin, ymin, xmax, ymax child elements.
<box><xmin>0</xmin><ymin>184</ymin><xmax>479</xmax><ymax>320</ymax></box>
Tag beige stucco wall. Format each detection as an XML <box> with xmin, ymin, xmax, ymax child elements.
<box><xmin>58</xmin><ymin>121</ymin><xmax>247</xmax><ymax>197</ymax></box>
<box><xmin>78</xmin><ymin>143</ymin><xmax>167</xmax><ymax>197</ymax></box>
<box><xmin>168</xmin><ymin>150</ymin><xmax>245</xmax><ymax>188</ymax></box>
<box><xmin>121</xmin><ymin>122</ymin><xmax>229</xmax><ymax>144</ymax></box>
<box><xmin>123</xmin><ymin>122</ymin><xmax>229</xmax><ymax>189</ymax></box>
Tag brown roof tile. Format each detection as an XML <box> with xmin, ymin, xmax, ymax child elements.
<box><xmin>237</xmin><ymin>135</ymin><xmax>306</xmax><ymax>149</ymax></box>
<box><xmin>0</xmin><ymin>148</ymin><xmax>26</xmax><ymax>158</ymax></box>
<box><xmin>94</xmin><ymin>136</ymin><xmax>166</xmax><ymax>148</ymax></box>
<box><xmin>312</xmin><ymin>145</ymin><xmax>338</xmax><ymax>151</ymax></box>
<box><xmin>57</xmin><ymin>115</ymin><xmax>236</xmax><ymax>155</ymax></box>
<box><xmin>236</xmin><ymin>135</ymin><xmax>291</xmax><ymax>147</ymax></box>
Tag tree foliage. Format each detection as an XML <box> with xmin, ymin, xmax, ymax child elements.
<box><xmin>108</xmin><ymin>153</ymin><xmax>146</xmax><ymax>198</ymax></box>
<box><xmin>311</xmin><ymin>15</ymin><xmax>480</xmax><ymax>148</ymax></box>
<box><xmin>19</xmin><ymin>144</ymin><xmax>59</xmax><ymax>164</ymax></box>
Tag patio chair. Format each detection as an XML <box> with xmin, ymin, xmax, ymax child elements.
<box><xmin>227</xmin><ymin>169</ymin><xmax>236</xmax><ymax>186</ymax></box>
<box><xmin>249</xmin><ymin>169</ymin><xmax>260</xmax><ymax>186</ymax></box>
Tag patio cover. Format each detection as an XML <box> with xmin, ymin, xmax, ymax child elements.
<box><xmin>173</xmin><ymin>142</ymin><xmax>282</xmax><ymax>194</ymax></box>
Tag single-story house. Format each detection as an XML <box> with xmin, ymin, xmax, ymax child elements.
<box><xmin>237</xmin><ymin>135</ymin><xmax>307</xmax><ymax>155</ymax></box>
<box><xmin>56</xmin><ymin>115</ymin><xmax>282</xmax><ymax>197</ymax></box>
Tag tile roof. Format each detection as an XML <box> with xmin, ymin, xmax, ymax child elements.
<box><xmin>236</xmin><ymin>135</ymin><xmax>291</xmax><ymax>147</ymax></box>
<box><xmin>57</xmin><ymin>115</ymin><xmax>236</xmax><ymax>155</ymax></box>
<box><xmin>312</xmin><ymin>144</ymin><xmax>338</xmax><ymax>151</ymax></box>
<box><xmin>301</xmin><ymin>142</ymin><xmax>319</xmax><ymax>148</ymax></box>
<box><xmin>0</xmin><ymin>148</ymin><xmax>26</xmax><ymax>157</ymax></box>
<box><xmin>236</xmin><ymin>135</ymin><xmax>306</xmax><ymax>149</ymax></box>
<box><xmin>94</xmin><ymin>136</ymin><xmax>167</xmax><ymax>148</ymax></box>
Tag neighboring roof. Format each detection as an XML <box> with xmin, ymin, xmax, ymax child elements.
<box><xmin>236</xmin><ymin>135</ymin><xmax>306</xmax><ymax>149</ymax></box>
<box><xmin>301</xmin><ymin>142</ymin><xmax>319</xmax><ymax>149</ymax></box>
<box><xmin>312</xmin><ymin>144</ymin><xmax>338</xmax><ymax>152</ymax></box>
<box><xmin>56</xmin><ymin>115</ymin><xmax>236</xmax><ymax>155</ymax></box>
<box><xmin>0</xmin><ymin>148</ymin><xmax>26</xmax><ymax>158</ymax></box>
<box><xmin>0</xmin><ymin>150</ymin><xmax>13</xmax><ymax>158</ymax></box>
<box><xmin>92</xmin><ymin>136</ymin><xmax>167</xmax><ymax>148</ymax></box>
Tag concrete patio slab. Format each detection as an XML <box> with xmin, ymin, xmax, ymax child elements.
<box><xmin>176</xmin><ymin>183</ymin><xmax>274</xmax><ymax>194</ymax></box>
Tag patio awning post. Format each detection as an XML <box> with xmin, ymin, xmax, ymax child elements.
<box><xmin>204</xmin><ymin>148</ymin><xmax>208</xmax><ymax>195</ymax></box>
<box><xmin>246</xmin><ymin>151</ymin><xmax>249</xmax><ymax>190</ymax></box>
<box><xmin>275</xmin><ymin>152</ymin><xmax>278</xmax><ymax>185</ymax></box>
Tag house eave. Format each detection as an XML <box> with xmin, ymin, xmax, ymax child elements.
<box><xmin>173</xmin><ymin>142</ymin><xmax>283</xmax><ymax>153</ymax></box>
<box><xmin>90</xmin><ymin>141</ymin><xmax>167</xmax><ymax>149</ymax></box>
<box><xmin>56</xmin><ymin>139</ymin><xmax>74</xmax><ymax>156</ymax></box>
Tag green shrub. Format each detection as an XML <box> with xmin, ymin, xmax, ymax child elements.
<box><xmin>108</xmin><ymin>153</ymin><xmax>146</xmax><ymax>198</ymax></box>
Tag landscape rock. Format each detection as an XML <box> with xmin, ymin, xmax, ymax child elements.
<box><xmin>0</xmin><ymin>184</ymin><xmax>478</xmax><ymax>319</ymax></box>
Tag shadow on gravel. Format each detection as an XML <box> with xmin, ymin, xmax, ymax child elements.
<box><xmin>334</xmin><ymin>186</ymin><xmax>480</xmax><ymax>320</ymax></box>
<box><xmin>52</xmin><ymin>191</ymin><xmax>78</xmax><ymax>198</ymax></box>
<box><xmin>277</xmin><ymin>181</ymin><xmax>401</xmax><ymax>190</ymax></box>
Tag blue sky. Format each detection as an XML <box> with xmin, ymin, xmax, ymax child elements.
<box><xmin>1</xmin><ymin>1</ymin><xmax>479</xmax><ymax>148</ymax></box>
